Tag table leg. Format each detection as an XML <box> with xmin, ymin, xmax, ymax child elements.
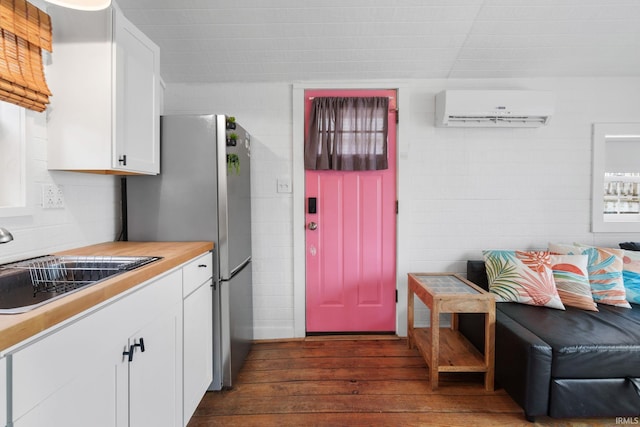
<box><xmin>407</xmin><ymin>286</ymin><xmax>414</xmax><ymax>349</ymax></box>
<box><xmin>484</xmin><ymin>309</ymin><xmax>496</xmax><ymax>391</ymax></box>
<box><xmin>430</xmin><ymin>302</ymin><xmax>440</xmax><ymax>390</ymax></box>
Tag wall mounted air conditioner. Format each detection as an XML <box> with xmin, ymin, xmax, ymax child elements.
<box><xmin>435</xmin><ymin>90</ymin><xmax>555</xmax><ymax>128</ymax></box>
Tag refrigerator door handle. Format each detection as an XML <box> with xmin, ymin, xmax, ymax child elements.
<box><xmin>224</xmin><ymin>257</ymin><xmax>251</xmax><ymax>281</ymax></box>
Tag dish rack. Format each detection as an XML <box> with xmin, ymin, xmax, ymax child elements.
<box><xmin>3</xmin><ymin>255</ymin><xmax>159</xmax><ymax>295</ymax></box>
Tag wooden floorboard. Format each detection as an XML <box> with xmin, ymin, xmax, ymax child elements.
<box><xmin>187</xmin><ymin>337</ymin><xmax>619</xmax><ymax>427</ymax></box>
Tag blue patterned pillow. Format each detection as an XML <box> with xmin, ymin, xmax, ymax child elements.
<box><xmin>622</xmin><ymin>250</ymin><xmax>640</xmax><ymax>304</ymax></box>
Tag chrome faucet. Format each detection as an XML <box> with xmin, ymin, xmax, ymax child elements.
<box><xmin>0</xmin><ymin>227</ymin><xmax>13</xmax><ymax>243</ymax></box>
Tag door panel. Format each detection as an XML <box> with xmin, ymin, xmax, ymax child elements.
<box><xmin>305</xmin><ymin>89</ymin><xmax>397</xmax><ymax>333</ymax></box>
<box><xmin>355</xmin><ymin>175</ymin><xmax>384</xmax><ymax>305</ymax></box>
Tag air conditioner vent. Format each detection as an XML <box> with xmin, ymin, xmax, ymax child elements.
<box><xmin>435</xmin><ymin>90</ymin><xmax>555</xmax><ymax>128</ymax></box>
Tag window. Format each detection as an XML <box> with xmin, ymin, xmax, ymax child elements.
<box><xmin>305</xmin><ymin>97</ymin><xmax>389</xmax><ymax>171</ymax></box>
<box><xmin>592</xmin><ymin>123</ymin><xmax>640</xmax><ymax>232</ymax></box>
<box><xmin>0</xmin><ymin>102</ymin><xmax>26</xmax><ymax>213</ymax></box>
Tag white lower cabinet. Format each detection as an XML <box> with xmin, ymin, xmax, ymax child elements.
<box><xmin>182</xmin><ymin>253</ymin><xmax>214</xmax><ymax>425</ymax></box>
<box><xmin>10</xmin><ymin>269</ymin><xmax>182</xmax><ymax>427</ymax></box>
<box><xmin>183</xmin><ymin>280</ymin><xmax>213</xmax><ymax>424</ymax></box>
<box><xmin>128</xmin><ymin>303</ymin><xmax>182</xmax><ymax>427</ymax></box>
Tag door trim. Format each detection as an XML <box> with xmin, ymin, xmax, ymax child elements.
<box><xmin>292</xmin><ymin>83</ymin><xmax>403</xmax><ymax>338</ymax></box>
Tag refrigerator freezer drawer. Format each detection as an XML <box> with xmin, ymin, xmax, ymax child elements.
<box><xmin>220</xmin><ymin>262</ymin><xmax>253</xmax><ymax>388</ymax></box>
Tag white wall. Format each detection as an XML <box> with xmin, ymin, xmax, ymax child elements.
<box><xmin>163</xmin><ymin>77</ymin><xmax>640</xmax><ymax>339</ymax></box>
<box><xmin>0</xmin><ymin>110</ymin><xmax>120</xmax><ymax>264</ymax></box>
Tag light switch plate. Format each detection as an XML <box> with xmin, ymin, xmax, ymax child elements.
<box><xmin>277</xmin><ymin>177</ymin><xmax>292</xmax><ymax>193</ymax></box>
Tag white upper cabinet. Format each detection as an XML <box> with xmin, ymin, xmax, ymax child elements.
<box><xmin>46</xmin><ymin>4</ymin><xmax>160</xmax><ymax>175</ymax></box>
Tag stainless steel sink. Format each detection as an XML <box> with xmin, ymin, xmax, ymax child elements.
<box><xmin>0</xmin><ymin>255</ymin><xmax>161</xmax><ymax>314</ymax></box>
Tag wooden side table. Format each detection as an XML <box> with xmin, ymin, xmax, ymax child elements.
<box><xmin>407</xmin><ymin>273</ymin><xmax>495</xmax><ymax>391</ymax></box>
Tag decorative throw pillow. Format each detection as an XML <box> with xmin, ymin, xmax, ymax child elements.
<box><xmin>549</xmin><ymin>243</ymin><xmax>631</xmax><ymax>308</ymax></box>
<box><xmin>483</xmin><ymin>250</ymin><xmax>565</xmax><ymax>310</ymax></box>
<box><xmin>549</xmin><ymin>254</ymin><xmax>598</xmax><ymax>311</ymax></box>
<box><xmin>621</xmin><ymin>250</ymin><xmax>640</xmax><ymax>305</ymax></box>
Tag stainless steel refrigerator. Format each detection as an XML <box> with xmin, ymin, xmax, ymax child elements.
<box><xmin>126</xmin><ymin>114</ymin><xmax>253</xmax><ymax>391</ymax></box>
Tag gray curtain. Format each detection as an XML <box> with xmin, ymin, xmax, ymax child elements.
<box><xmin>305</xmin><ymin>97</ymin><xmax>389</xmax><ymax>171</ymax></box>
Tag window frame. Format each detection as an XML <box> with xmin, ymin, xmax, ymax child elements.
<box><xmin>0</xmin><ymin>102</ymin><xmax>30</xmax><ymax>218</ymax></box>
<box><xmin>591</xmin><ymin>123</ymin><xmax>640</xmax><ymax>232</ymax></box>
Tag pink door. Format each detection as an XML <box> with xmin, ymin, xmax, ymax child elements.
<box><xmin>305</xmin><ymin>89</ymin><xmax>397</xmax><ymax>333</ymax></box>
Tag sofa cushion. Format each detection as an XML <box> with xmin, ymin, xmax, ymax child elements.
<box><xmin>467</xmin><ymin>260</ymin><xmax>489</xmax><ymax>290</ymax></box>
<box><xmin>550</xmin><ymin>378</ymin><xmax>640</xmax><ymax>418</ymax></box>
<box><xmin>483</xmin><ymin>250</ymin><xmax>565</xmax><ymax>310</ymax></box>
<box><xmin>497</xmin><ymin>302</ymin><xmax>640</xmax><ymax>378</ymax></box>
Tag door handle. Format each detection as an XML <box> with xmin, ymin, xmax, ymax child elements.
<box><xmin>308</xmin><ymin>222</ymin><xmax>318</xmax><ymax>231</ymax></box>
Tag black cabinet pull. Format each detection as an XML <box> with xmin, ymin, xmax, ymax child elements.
<box><xmin>123</xmin><ymin>338</ymin><xmax>145</xmax><ymax>362</ymax></box>
<box><xmin>123</xmin><ymin>344</ymin><xmax>135</xmax><ymax>362</ymax></box>
<box><xmin>134</xmin><ymin>337</ymin><xmax>145</xmax><ymax>353</ymax></box>
<box><xmin>198</xmin><ymin>264</ymin><xmax>207</xmax><ymax>268</ymax></box>
<box><xmin>118</xmin><ymin>155</ymin><xmax>127</xmax><ymax>166</ymax></box>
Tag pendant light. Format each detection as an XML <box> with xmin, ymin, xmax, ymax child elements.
<box><xmin>0</xmin><ymin>228</ymin><xmax>13</xmax><ymax>244</ymax></box>
<box><xmin>43</xmin><ymin>0</ymin><xmax>111</xmax><ymax>11</ymax></box>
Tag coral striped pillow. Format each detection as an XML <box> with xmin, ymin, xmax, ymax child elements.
<box><xmin>483</xmin><ymin>250</ymin><xmax>565</xmax><ymax>310</ymax></box>
<box><xmin>550</xmin><ymin>254</ymin><xmax>598</xmax><ymax>311</ymax></box>
<box><xmin>549</xmin><ymin>243</ymin><xmax>630</xmax><ymax>308</ymax></box>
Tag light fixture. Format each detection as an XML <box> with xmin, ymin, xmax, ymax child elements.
<box><xmin>0</xmin><ymin>228</ymin><xmax>13</xmax><ymax>244</ymax></box>
<box><xmin>43</xmin><ymin>0</ymin><xmax>111</xmax><ymax>11</ymax></box>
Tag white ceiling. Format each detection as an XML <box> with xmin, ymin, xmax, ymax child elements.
<box><xmin>115</xmin><ymin>0</ymin><xmax>640</xmax><ymax>84</ymax></box>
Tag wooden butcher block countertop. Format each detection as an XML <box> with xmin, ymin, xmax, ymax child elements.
<box><xmin>0</xmin><ymin>241</ymin><xmax>213</xmax><ymax>353</ymax></box>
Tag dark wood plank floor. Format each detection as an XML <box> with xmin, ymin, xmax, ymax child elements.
<box><xmin>187</xmin><ymin>336</ymin><xmax>616</xmax><ymax>426</ymax></box>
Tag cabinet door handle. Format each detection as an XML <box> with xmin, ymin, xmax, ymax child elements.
<box><xmin>123</xmin><ymin>344</ymin><xmax>135</xmax><ymax>362</ymax></box>
<box><xmin>134</xmin><ymin>337</ymin><xmax>145</xmax><ymax>353</ymax></box>
<box><xmin>118</xmin><ymin>155</ymin><xmax>127</xmax><ymax>166</ymax></box>
<box><xmin>198</xmin><ymin>264</ymin><xmax>207</xmax><ymax>268</ymax></box>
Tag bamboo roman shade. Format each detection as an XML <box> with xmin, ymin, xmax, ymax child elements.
<box><xmin>0</xmin><ymin>0</ymin><xmax>52</xmax><ymax>112</ymax></box>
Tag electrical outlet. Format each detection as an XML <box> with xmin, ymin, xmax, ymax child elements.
<box><xmin>42</xmin><ymin>184</ymin><xmax>64</xmax><ymax>209</ymax></box>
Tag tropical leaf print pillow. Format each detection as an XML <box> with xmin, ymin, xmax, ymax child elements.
<box><xmin>549</xmin><ymin>243</ymin><xmax>630</xmax><ymax>308</ymax></box>
<box><xmin>482</xmin><ymin>250</ymin><xmax>565</xmax><ymax>310</ymax></box>
<box><xmin>621</xmin><ymin>250</ymin><xmax>640</xmax><ymax>304</ymax></box>
<box><xmin>550</xmin><ymin>254</ymin><xmax>598</xmax><ymax>311</ymax></box>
